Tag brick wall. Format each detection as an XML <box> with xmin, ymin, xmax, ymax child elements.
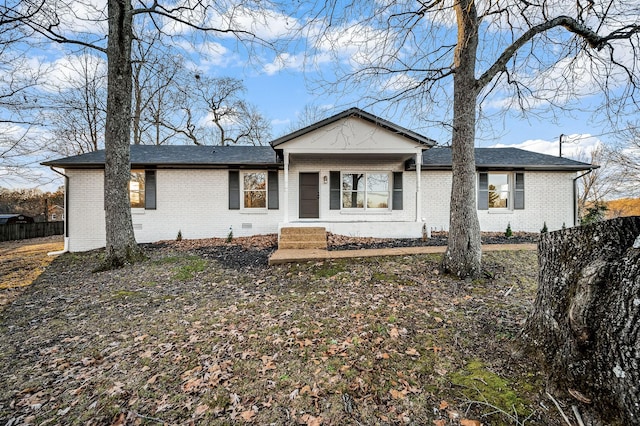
<box><xmin>66</xmin><ymin>169</ymin><xmax>284</xmax><ymax>252</ymax></box>
<box><xmin>420</xmin><ymin>170</ymin><xmax>576</xmax><ymax>233</ymax></box>
<box><xmin>67</xmin><ymin>169</ymin><xmax>106</xmax><ymax>252</ymax></box>
<box><xmin>65</xmin><ymin>166</ymin><xmax>578</xmax><ymax>251</ymax></box>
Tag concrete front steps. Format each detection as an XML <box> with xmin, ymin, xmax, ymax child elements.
<box><xmin>278</xmin><ymin>227</ymin><xmax>327</xmax><ymax>250</ymax></box>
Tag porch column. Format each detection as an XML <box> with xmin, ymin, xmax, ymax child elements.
<box><xmin>415</xmin><ymin>150</ymin><xmax>422</xmax><ymax>222</ymax></box>
<box><xmin>283</xmin><ymin>151</ymin><xmax>290</xmax><ymax>223</ymax></box>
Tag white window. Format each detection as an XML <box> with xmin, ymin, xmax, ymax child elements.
<box><xmin>488</xmin><ymin>173</ymin><xmax>509</xmax><ymax>209</ymax></box>
<box><xmin>342</xmin><ymin>172</ymin><xmax>390</xmax><ymax>210</ymax></box>
<box><xmin>242</xmin><ymin>172</ymin><xmax>267</xmax><ymax>209</ymax></box>
<box><xmin>478</xmin><ymin>172</ymin><xmax>525</xmax><ymax>211</ymax></box>
<box><xmin>129</xmin><ymin>170</ymin><xmax>145</xmax><ymax>208</ymax></box>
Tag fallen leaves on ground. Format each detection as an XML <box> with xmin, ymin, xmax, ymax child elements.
<box><xmin>0</xmin><ymin>236</ymin><xmax>557</xmax><ymax>425</ymax></box>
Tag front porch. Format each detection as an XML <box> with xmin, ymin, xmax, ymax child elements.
<box><xmin>270</xmin><ymin>109</ymin><xmax>435</xmax><ymax>234</ymax></box>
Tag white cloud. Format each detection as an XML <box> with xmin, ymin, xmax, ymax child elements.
<box><xmin>312</xmin><ymin>22</ymin><xmax>393</xmax><ymax>68</ymax></box>
<box><xmin>32</xmin><ymin>0</ymin><xmax>108</xmax><ymax>43</ymax></box>
<box><xmin>381</xmin><ymin>74</ymin><xmax>419</xmax><ymax>92</ymax></box>
<box><xmin>221</xmin><ymin>6</ymin><xmax>299</xmax><ymax>41</ymax></box>
<box><xmin>43</xmin><ymin>53</ymin><xmax>107</xmax><ymax>92</ymax></box>
<box><xmin>175</xmin><ymin>40</ymin><xmax>236</xmax><ymax>71</ymax></box>
<box><xmin>483</xmin><ymin>50</ymin><xmax>612</xmax><ymax>111</ymax></box>
<box><xmin>161</xmin><ymin>3</ymin><xmax>299</xmax><ymax>41</ymax></box>
<box><xmin>491</xmin><ymin>134</ymin><xmax>602</xmax><ymax>161</ymax></box>
<box><xmin>263</xmin><ymin>53</ymin><xmax>305</xmax><ymax>75</ymax></box>
<box><xmin>271</xmin><ymin>118</ymin><xmax>290</xmax><ymax>127</ymax></box>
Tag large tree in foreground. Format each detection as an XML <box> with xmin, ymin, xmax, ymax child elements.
<box><xmin>522</xmin><ymin>217</ymin><xmax>640</xmax><ymax>424</ymax></box>
<box><xmin>2</xmin><ymin>0</ymin><xmax>287</xmax><ymax>268</ymax></box>
<box><xmin>311</xmin><ymin>0</ymin><xmax>640</xmax><ymax>277</ymax></box>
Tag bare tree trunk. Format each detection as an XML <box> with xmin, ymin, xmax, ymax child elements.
<box><xmin>442</xmin><ymin>0</ymin><xmax>482</xmax><ymax>278</ymax></box>
<box><xmin>132</xmin><ymin>60</ymin><xmax>142</xmax><ymax>145</ymax></box>
<box><xmin>102</xmin><ymin>0</ymin><xmax>143</xmax><ymax>269</ymax></box>
<box><xmin>522</xmin><ymin>217</ymin><xmax>640</xmax><ymax>425</ymax></box>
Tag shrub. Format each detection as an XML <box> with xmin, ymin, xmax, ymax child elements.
<box><xmin>505</xmin><ymin>222</ymin><xmax>513</xmax><ymax>238</ymax></box>
<box><xmin>581</xmin><ymin>203</ymin><xmax>608</xmax><ymax>225</ymax></box>
<box><xmin>226</xmin><ymin>227</ymin><xmax>233</xmax><ymax>243</ymax></box>
<box><xmin>176</xmin><ymin>230</ymin><xmax>182</xmax><ymax>241</ymax></box>
<box><xmin>541</xmin><ymin>222</ymin><xmax>548</xmax><ymax>233</ymax></box>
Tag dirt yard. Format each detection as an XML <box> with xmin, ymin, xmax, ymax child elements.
<box><xmin>0</xmin><ymin>236</ymin><xmax>64</xmax><ymax>308</ymax></box>
<box><xmin>0</xmin><ymin>235</ymin><xmax>566</xmax><ymax>425</ymax></box>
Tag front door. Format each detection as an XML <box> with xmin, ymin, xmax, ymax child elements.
<box><xmin>299</xmin><ymin>172</ymin><xmax>319</xmax><ymax>219</ymax></box>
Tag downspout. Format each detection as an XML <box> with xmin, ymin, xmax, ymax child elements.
<box><xmin>573</xmin><ymin>168</ymin><xmax>594</xmax><ymax>227</ymax></box>
<box><xmin>48</xmin><ymin>167</ymin><xmax>69</xmax><ymax>255</ymax></box>
<box><xmin>415</xmin><ymin>149</ymin><xmax>422</xmax><ymax>223</ymax></box>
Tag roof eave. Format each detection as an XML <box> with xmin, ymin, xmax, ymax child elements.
<box><xmin>41</xmin><ymin>162</ymin><xmax>283</xmax><ymax>169</ymax></box>
<box><xmin>418</xmin><ymin>164</ymin><xmax>598</xmax><ymax>171</ymax></box>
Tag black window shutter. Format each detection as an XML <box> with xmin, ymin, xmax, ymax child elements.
<box><xmin>229</xmin><ymin>170</ymin><xmax>240</xmax><ymax>210</ymax></box>
<box><xmin>268</xmin><ymin>171</ymin><xmax>279</xmax><ymax>210</ymax></box>
<box><xmin>514</xmin><ymin>172</ymin><xmax>525</xmax><ymax>210</ymax></box>
<box><xmin>329</xmin><ymin>171</ymin><xmax>340</xmax><ymax>210</ymax></box>
<box><xmin>145</xmin><ymin>170</ymin><xmax>156</xmax><ymax>210</ymax></box>
<box><xmin>392</xmin><ymin>172</ymin><xmax>403</xmax><ymax>210</ymax></box>
<box><xmin>478</xmin><ymin>172</ymin><xmax>489</xmax><ymax>210</ymax></box>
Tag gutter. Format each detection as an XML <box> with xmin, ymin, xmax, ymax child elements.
<box><xmin>47</xmin><ymin>167</ymin><xmax>70</xmax><ymax>256</ymax></box>
<box><xmin>573</xmin><ymin>168</ymin><xmax>597</xmax><ymax>227</ymax></box>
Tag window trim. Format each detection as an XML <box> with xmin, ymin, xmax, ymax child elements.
<box><xmin>340</xmin><ymin>171</ymin><xmax>392</xmax><ymax>211</ymax></box>
<box><xmin>241</xmin><ymin>171</ymin><xmax>268</xmax><ymax>210</ymax></box>
<box><xmin>478</xmin><ymin>171</ymin><xmax>525</xmax><ymax>211</ymax></box>
<box><xmin>129</xmin><ymin>169</ymin><xmax>146</xmax><ymax>209</ymax></box>
<box><xmin>488</xmin><ymin>172</ymin><xmax>511</xmax><ymax>210</ymax></box>
<box><xmin>229</xmin><ymin>170</ymin><xmax>279</xmax><ymax>211</ymax></box>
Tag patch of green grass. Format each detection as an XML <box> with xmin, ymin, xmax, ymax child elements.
<box><xmin>372</xmin><ymin>272</ymin><xmax>397</xmax><ymax>282</ymax></box>
<box><xmin>63</xmin><ymin>252</ymin><xmax>85</xmax><ymax>264</ymax></box>
<box><xmin>450</xmin><ymin>359</ymin><xmax>532</xmax><ymax>417</ymax></box>
<box><xmin>312</xmin><ymin>260</ymin><xmax>347</xmax><ymax>278</ymax></box>
<box><xmin>173</xmin><ymin>258</ymin><xmax>207</xmax><ymax>281</ymax></box>
<box><xmin>112</xmin><ymin>289</ymin><xmax>142</xmax><ymax>299</ymax></box>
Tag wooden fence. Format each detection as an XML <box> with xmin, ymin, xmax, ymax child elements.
<box><xmin>0</xmin><ymin>221</ymin><xmax>64</xmax><ymax>242</ymax></box>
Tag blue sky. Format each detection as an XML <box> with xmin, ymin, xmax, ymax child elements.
<box><xmin>2</xmin><ymin>0</ymin><xmax>638</xmax><ymax>190</ymax></box>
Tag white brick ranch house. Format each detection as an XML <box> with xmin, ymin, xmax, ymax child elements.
<box><xmin>43</xmin><ymin>108</ymin><xmax>595</xmax><ymax>252</ymax></box>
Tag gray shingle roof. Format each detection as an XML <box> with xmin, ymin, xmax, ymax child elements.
<box><xmin>42</xmin><ymin>144</ymin><xmax>595</xmax><ymax>172</ymax></box>
<box><xmin>42</xmin><ymin>145</ymin><xmax>279</xmax><ymax>168</ymax></box>
<box><xmin>421</xmin><ymin>147</ymin><xmax>595</xmax><ymax>171</ymax></box>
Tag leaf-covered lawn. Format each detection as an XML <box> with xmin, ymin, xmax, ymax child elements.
<box><xmin>0</xmin><ymin>238</ymin><xmax>560</xmax><ymax>425</ymax></box>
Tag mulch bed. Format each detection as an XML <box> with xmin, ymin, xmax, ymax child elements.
<box><xmin>143</xmin><ymin>232</ymin><xmax>539</xmax><ymax>270</ymax></box>
<box><xmin>328</xmin><ymin>231</ymin><xmax>538</xmax><ymax>251</ymax></box>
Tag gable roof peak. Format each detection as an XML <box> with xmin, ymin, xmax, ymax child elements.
<box><xmin>270</xmin><ymin>107</ymin><xmax>436</xmax><ymax>148</ymax></box>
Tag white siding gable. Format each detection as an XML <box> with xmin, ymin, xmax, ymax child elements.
<box><xmin>277</xmin><ymin>116</ymin><xmax>424</xmax><ymax>154</ymax></box>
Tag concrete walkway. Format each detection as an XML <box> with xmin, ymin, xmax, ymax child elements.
<box><xmin>268</xmin><ymin>243</ymin><xmax>537</xmax><ymax>265</ymax></box>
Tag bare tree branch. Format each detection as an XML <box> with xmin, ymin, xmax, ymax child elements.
<box><xmin>477</xmin><ymin>15</ymin><xmax>640</xmax><ymax>89</ymax></box>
